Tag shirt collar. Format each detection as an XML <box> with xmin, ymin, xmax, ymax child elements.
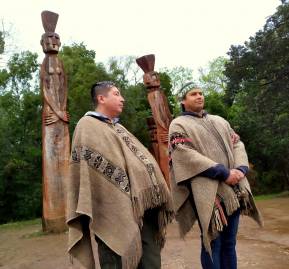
<box><xmin>182</xmin><ymin>110</ymin><xmax>207</xmax><ymax>118</ymax></box>
<box><xmin>85</xmin><ymin>111</ymin><xmax>120</xmax><ymax>124</ymax></box>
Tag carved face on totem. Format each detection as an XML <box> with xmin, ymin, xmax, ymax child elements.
<box><xmin>143</xmin><ymin>71</ymin><xmax>160</xmax><ymax>89</ymax></box>
<box><xmin>41</xmin><ymin>32</ymin><xmax>61</xmax><ymax>53</ymax></box>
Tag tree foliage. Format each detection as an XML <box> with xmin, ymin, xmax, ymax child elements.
<box><xmin>1</xmin><ymin>2</ymin><xmax>288</xmax><ymax>223</ymax></box>
<box><xmin>225</xmin><ymin>2</ymin><xmax>289</xmax><ymax>192</ymax></box>
<box><xmin>0</xmin><ymin>43</ymin><xmax>176</xmax><ymax>223</ymax></box>
<box><xmin>59</xmin><ymin>43</ymin><xmax>113</xmax><ymax>132</ymax></box>
<box><xmin>0</xmin><ymin>51</ymin><xmax>41</xmax><ymax>223</ymax></box>
<box><xmin>199</xmin><ymin>56</ymin><xmax>228</xmax><ymax>93</ymax></box>
<box><xmin>0</xmin><ymin>31</ymin><xmax>4</xmax><ymax>55</ymax></box>
<box><xmin>196</xmin><ymin>57</ymin><xmax>230</xmax><ymax>119</ymax></box>
<box><xmin>161</xmin><ymin>66</ymin><xmax>194</xmax><ymax>94</ymax></box>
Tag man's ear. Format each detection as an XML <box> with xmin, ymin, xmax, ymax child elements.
<box><xmin>181</xmin><ymin>100</ymin><xmax>187</xmax><ymax>112</ymax></box>
<box><xmin>97</xmin><ymin>95</ymin><xmax>105</xmax><ymax>104</ymax></box>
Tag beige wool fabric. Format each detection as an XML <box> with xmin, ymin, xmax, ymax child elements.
<box><xmin>67</xmin><ymin>116</ymin><xmax>173</xmax><ymax>269</ymax></box>
<box><xmin>169</xmin><ymin>114</ymin><xmax>263</xmax><ymax>253</ymax></box>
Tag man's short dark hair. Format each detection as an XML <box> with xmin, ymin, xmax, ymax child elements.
<box><xmin>90</xmin><ymin>81</ymin><xmax>115</xmax><ymax>107</ymax></box>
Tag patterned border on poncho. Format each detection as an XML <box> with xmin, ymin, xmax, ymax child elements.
<box><xmin>169</xmin><ymin>132</ymin><xmax>194</xmax><ymax>151</ymax></box>
<box><xmin>71</xmin><ymin>146</ymin><xmax>130</xmax><ymax>195</ymax></box>
<box><xmin>115</xmin><ymin>127</ymin><xmax>156</xmax><ymax>178</ymax></box>
<box><xmin>115</xmin><ymin>126</ymin><xmax>162</xmax><ymax>204</ymax></box>
<box><xmin>169</xmin><ymin>132</ymin><xmax>195</xmax><ymax>167</ymax></box>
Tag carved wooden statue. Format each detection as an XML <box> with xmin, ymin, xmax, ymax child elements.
<box><xmin>136</xmin><ymin>54</ymin><xmax>172</xmax><ymax>187</ymax></box>
<box><xmin>40</xmin><ymin>11</ymin><xmax>70</xmax><ymax>232</ymax></box>
<box><xmin>146</xmin><ymin>117</ymin><xmax>160</xmax><ymax>164</ymax></box>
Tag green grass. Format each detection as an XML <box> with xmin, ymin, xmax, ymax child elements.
<box><xmin>0</xmin><ymin>218</ymin><xmax>41</xmax><ymax>230</ymax></box>
<box><xmin>255</xmin><ymin>191</ymin><xmax>289</xmax><ymax>201</ymax></box>
<box><xmin>0</xmin><ymin>218</ymin><xmax>53</xmax><ymax>238</ymax></box>
<box><xmin>21</xmin><ymin>230</ymin><xmax>50</xmax><ymax>238</ymax></box>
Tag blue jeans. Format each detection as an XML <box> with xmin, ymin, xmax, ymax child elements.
<box><xmin>201</xmin><ymin>208</ymin><xmax>240</xmax><ymax>269</ymax></box>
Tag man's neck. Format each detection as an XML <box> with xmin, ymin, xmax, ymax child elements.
<box><xmin>194</xmin><ymin>110</ymin><xmax>204</xmax><ymax>117</ymax></box>
<box><xmin>182</xmin><ymin>110</ymin><xmax>205</xmax><ymax>118</ymax></box>
<box><xmin>85</xmin><ymin>110</ymin><xmax>119</xmax><ymax>124</ymax></box>
<box><xmin>95</xmin><ymin>108</ymin><xmax>113</xmax><ymax>120</ymax></box>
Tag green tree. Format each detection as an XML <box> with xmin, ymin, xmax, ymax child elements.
<box><xmin>0</xmin><ymin>31</ymin><xmax>4</xmax><ymax>55</ymax></box>
<box><xmin>197</xmin><ymin>57</ymin><xmax>230</xmax><ymax>119</ymax></box>
<box><xmin>0</xmin><ymin>42</ymin><xmax>178</xmax><ymax>223</ymax></box>
<box><xmin>161</xmin><ymin>66</ymin><xmax>194</xmax><ymax>94</ymax></box>
<box><xmin>60</xmin><ymin>44</ymin><xmax>149</xmax><ymax>145</ymax></box>
<box><xmin>225</xmin><ymin>2</ymin><xmax>289</xmax><ymax>192</ymax></box>
<box><xmin>0</xmin><ymin>51</ymin><xmax>41</xmax><ymax>223</ymax></box>
<box><xmin>199</xmin><ymin>56</ymin><xmax>228</xmax><ymax>93</ymax></box>
<box><xmin>120</xmin><ymin>83</ymin><xmax>151</xmax><ymax>146</ymax></box>
<box><xmin>59</xmin><ymin>43</ymin><xmax>114</xmax><ymax>132</ymax></box>
<box><xmin>108</xmin><ymin>56</ymin><xmax>142</xmax><ymax>86</ymax></box>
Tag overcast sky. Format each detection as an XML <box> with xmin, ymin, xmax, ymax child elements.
<box><xmin>0</xmin><ymin>0</ymin><xmax>281</xmax><ymax>71</ymax></box>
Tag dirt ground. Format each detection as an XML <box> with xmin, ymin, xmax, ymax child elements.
<box><xmin>0</xmin><ymin>197</ymin><xmax>289</xmax><ymax>269</ymax></box>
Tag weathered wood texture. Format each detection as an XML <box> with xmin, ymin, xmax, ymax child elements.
<box><xmin>40</xmin><ymin>11</ymin><xmax>70</xmax><ymax>232</ymax></box>
<box><xmin>136</xmin><ymin>54</ymin><xmax>172</xmax><ymax>187</ymax></box>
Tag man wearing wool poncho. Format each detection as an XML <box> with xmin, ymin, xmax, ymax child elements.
<box><xmin>169</xmin><ymin>83</ymin><xmax>263</xmax><ymax>269</ymax></box>
<box><xmin>66</xmin><ymin>81</ymin><xmax>173</xmax><ymax>269</ymax></box>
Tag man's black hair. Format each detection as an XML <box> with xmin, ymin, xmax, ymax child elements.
<box><xmin>90</xmin><ymin>81</ymin><xmax>116</xmax><ymax>106</ymax></box>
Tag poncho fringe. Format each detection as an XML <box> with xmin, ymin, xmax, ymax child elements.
<box><xmin>169</xmin><ymin>114</ymin><xmax>263</xmax><ymax>255</ymax></box>
<box><xmin>67</xmin><ymin>116</ymin><xmax>174</xmax><ymax>269</ymax></box>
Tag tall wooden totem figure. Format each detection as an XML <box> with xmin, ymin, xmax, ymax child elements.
<box><xmin>136</xmin><ymin>54</ymin><xmax>172</xmax><ymax>187</ymax></box>
<box><xmin>40</xmin><ymin>11</ymin><xmax>70</xmax><ymax>232</ymax></box>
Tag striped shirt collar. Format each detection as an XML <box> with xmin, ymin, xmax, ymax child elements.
<box><xmin>182</xmin><ymin>110</ymin><xmax>207</xmax><ymax>118</ymax></box>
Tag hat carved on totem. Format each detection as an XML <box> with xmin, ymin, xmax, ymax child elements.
<box><xmin>41</xmin><ymin>11</ymin><xmax>59</xmax><ymax>33</ymax></box>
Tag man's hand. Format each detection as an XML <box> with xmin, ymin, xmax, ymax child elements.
<box><xmin>231</xmin><ymin>132</ymin><xmax>240</xmax><ymax>144</ymax></box>
<box><xmin>225</xmin><ymin>169</ymin><xmax>244</xmax><ymax>185</ymax></box>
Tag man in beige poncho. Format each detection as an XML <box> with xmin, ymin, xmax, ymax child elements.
<box><xmin>66</xmin><ymin>81</ymin><xmax>173</xmax><ymax>269</ymax></box>
<box><xmin>169</xmin><ymin>83</ymin><xmax>263</xmax><ymax>269</ymax></box>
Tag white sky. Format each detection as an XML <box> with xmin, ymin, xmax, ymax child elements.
<box><xmin>0</xmin><ymin>0</ymin><xmax>281</xmax><ymax>71</ymax></box>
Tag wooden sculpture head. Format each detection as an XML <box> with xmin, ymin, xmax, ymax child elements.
<box><xmin>143</xmin><ymin>71</ymin><xmax>161</xmax><ymax>89</ymax></box>
<box><xmin>136</xmin><ymin>54</ymin><xmax>160</xmax><ymax>89</ymax></box>
<box><xmin>40</xmin><ymin>11</ymin><xmax>61</xmax><ymax>54</ymax></box>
